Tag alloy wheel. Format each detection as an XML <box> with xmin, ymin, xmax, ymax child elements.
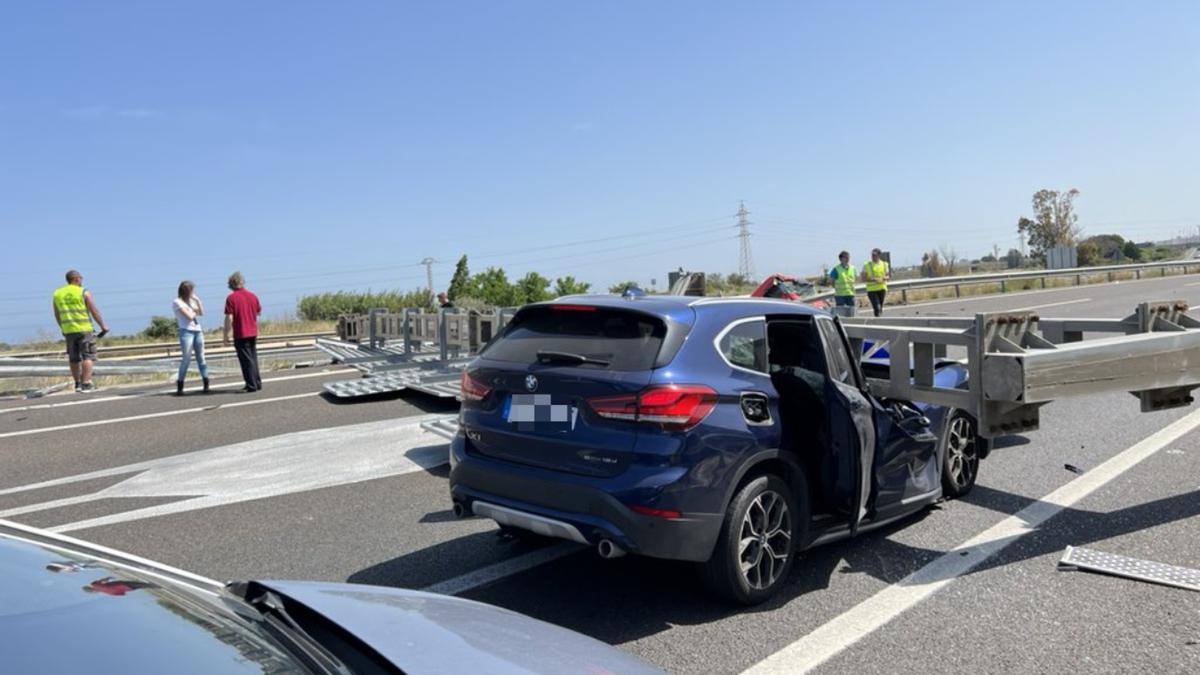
<box><xmin>738</xmin><ymin>490</ymin><xmax>792</xmax><ymax>590</ymax></box>
<box><xmin>945</xmin><ymin>416</ymin><xmax>978</xmax><ymax>490</ymax></box>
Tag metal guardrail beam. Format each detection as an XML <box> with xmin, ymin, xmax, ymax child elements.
<box><xmin>842</xmin><ymin>300</ymin><xmax>1200</xmax><ymax>438</ymax></box>
<box><xmin>1</xmin><ymin>331</ymin><xmax>335</xmax><ymax>360</ymax></box>
<box><xmin>809</xmin><ymin>258</ymin><xmax>1200</xmax><ymax>303</ymax></box>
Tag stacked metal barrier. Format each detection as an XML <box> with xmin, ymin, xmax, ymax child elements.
<box><xmin>319</xmin><ymin>307</ymin><xmax>514</xmax><ymax>400</ymax></box>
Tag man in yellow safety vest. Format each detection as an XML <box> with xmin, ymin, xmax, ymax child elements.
<box><xmin>861</xmin><ymin>248</ymin><xmax>891</xmax><ymax>317</ymax></box>
<box><xmin>829</xmin><ymin>250</ymin><xmax>857</xmax><ymax>311</ymax></box>
<box><xmin>51</xmin><ymin>269</ymin><xmax>109</xmax><ymax>392</ymax></box>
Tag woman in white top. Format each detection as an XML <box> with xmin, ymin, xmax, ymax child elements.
<box><xmin>173</xmin><ymin>280</ymin><xmax>210</xmax><ymax>395</ymax></box>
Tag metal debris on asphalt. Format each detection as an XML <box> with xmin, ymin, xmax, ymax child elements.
<box><xmin>1058</xmin><ymin>546</ymin><xmax>1200</xmax><ymax>592</ymax></box>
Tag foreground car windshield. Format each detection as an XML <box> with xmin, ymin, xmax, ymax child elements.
<box><xmin>1</xmin><ymin>536</ymin><xmax>311</xmax><ymax>675</ymax></box>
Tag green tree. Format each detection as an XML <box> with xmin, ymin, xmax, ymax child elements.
<box><xmin>142</xmin><ymin>316</ymin><xmax>176</xmax><ymax>339</ymax></box>
<box><xmin>1017</xmin><ymin>188</ymin><xmax>1081</xmax><ymax>261</ymax></box>
<box><xmin>470</xmin><ymin>267</ymin><xmax>520</xmax><ymax>306</ymax></box>
<box><xmin>1076</xmin><ymin>240</ymin><xmax>1101</xmax><ymax>267</ymax></box>
<box><xmin>705</xmin><ymin>272</ymin><xmax>726</xmax><ymax>294</ymax></box>
<box><xmin>726</xmin><ymin>273</ymin><xmax>752</xmax><ymax>289</ymax></box>
<box><xmin>515</xmin><ymin>271</ymin><xmax>552</xmax><ymax>304</ymax></box>
<box><xmin>1122</xmin><ymin>240</ymin><xmax>1141</xmax><ymax>261</ymax></box>
<box><xmin>1080</xmin><ymin>234</ymin><xmax>1125</xmax><ymax>262</ymax></box>
<box><xmin>921</xmin><ymin>250</ymin><xmax>947</xmax><ymax>277</ymax></box>
<box><xmin>608</xmin><ymin>280</ymin><xmax>640</xmax><ymax>294</ymax></box>
<box><xmin>447</xmin><ymin>255</ymin><xmax>471</xmax><ymax>301</ymax></box>
<box><xmin>553</xmin><ymin>276</ymin><xmax>591</xmax><ymax>296</ymax></box>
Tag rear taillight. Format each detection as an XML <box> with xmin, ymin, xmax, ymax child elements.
<box><xmin>587</xmin><ymin>384</ymin><xmax>718</xmax><ymax>430</ymax></box>
<box><xmin>460</xmin><ymin>369</ymin><xmax>491</xmax><ymax>402</ymax></box>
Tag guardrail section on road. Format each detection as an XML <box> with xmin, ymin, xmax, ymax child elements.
<box><xmin>842</xmin><ymin>300</ymin><xmax>1200</xmax><ymax>438</ymax></box>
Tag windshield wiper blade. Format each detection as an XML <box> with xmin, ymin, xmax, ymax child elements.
<box><xmin>536</xmin><ymin>350</ymin><xmax>611</xmax><ymax>367</ymax></box>
<box><xmin>241</xmin><ymin>586</ymin><xmax>352</xmax><ymax>675</ymax></box>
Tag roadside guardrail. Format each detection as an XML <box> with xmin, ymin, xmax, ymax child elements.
<box><xmin>810</xmin><ymin>258</ymin><xmax>1200</xmax><ymax>304</ymax></box>
<box><xmin>0</xmin><ymin>331</ymin><xmax>336</xmax><ymax>360</ymax></box>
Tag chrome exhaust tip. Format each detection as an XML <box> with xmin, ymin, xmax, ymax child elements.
<box><xmin>597</xmin><ymin>539</ymin><xmax>626</xmax><ymax>559</ymax></box>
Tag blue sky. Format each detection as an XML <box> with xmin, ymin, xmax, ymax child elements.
<box><xmin>2</xmin><ymin>1</ymin><xmax>1198</xmax><ymax>341</ymax></box>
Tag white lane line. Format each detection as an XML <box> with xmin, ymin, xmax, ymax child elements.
<box><xmin>422</xmin><ymin>543</ymin><xmax>582</xmax><ymax>596</ymax></box>
<box><xmin>1186</xmin><ymin>281</ymin><xmax>1200</xmax><ymax>287</ymax></box>
<box><xmin>0</xmin><ymin>415</ymin><xmax>454</xmax><ymax>531</ymax></box>
<box><xmin>0</xmin><ymin>368</ymin><xmax>349</xmax><ymax>416</ymax></box>
<box><xmin>1005</xmin><ymin>297</ymin><xmax>1091</xmax><ymax>312</ymax></box>
<box><xmin>743</xmin><ymin>407</ymin><xmax>1200</xmax><ymax>675</ymax></box>
<box><xmin>0</xmin><ymin>392</ymin><xmax>318</xmax><ymax>440</ymax></box>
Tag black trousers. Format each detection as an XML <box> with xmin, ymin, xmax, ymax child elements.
<box><xmin>867</xmin><ymin>290</ymin><xmax>887</xmax><ymax>317</ymax></box>
<box><xmin>234</xmin><ymin>337</ymin><xmax>262</xmax><ymax>390</ymax></box>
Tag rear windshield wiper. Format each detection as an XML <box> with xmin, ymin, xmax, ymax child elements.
<box><xmin>536</xmin><ymin>350</ymin><xmax>611</xmax><ymax>367</ymax></box>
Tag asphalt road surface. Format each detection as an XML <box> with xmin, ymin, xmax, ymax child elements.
<box><xmin>3</xmin><ymin>273</ymin><xmax>1199</xmax><ymax>673</ymax></box>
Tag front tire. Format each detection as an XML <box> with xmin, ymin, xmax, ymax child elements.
<box><xmin>701</xmin><ymin>473</ymin><xmax>807</xmax><ymax>605</ymax></box>
<box><xmin>941</xmin><ymin>413</ymin><xmax>980</xmax><ymax>498</ymax></box>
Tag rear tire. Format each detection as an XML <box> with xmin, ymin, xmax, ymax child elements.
<box><xmin>701</xmin><ymin>473</ymin><xmax>808</xmax><ymax>605</ymax></box>
<box><xmin>941</xmin><ymin>413</ymin><xmax>980</xmax><ymax>498</ymax></box>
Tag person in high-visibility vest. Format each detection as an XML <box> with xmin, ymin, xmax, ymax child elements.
<box><xmin>828</xmin><ymin>250</ymin><xmax>857</xmax><ymax>310</ymax></box>
<box><xmin>861</xmin><ymin>248</ymin><xmax>891</xmax><ymax>317</ymax></box>
<box><xmin>51</xmin><ymin>269</ymin><xmax>109</xmax><ymax>392</ymax></box>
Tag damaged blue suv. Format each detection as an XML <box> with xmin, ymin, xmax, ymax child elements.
<box><xmin>449</xmin><ymin>295</ymin><xmax>984</xmax><ymax>604</ymax></box>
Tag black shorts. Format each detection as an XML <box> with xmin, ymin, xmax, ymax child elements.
<box><xmin>65</xmin><ymin>332</ymin><xmax>97</xmax><ymax>363</ymax></box>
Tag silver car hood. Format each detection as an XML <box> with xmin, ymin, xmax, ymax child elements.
<box><xmin>258</xmin><ymin>580</ymin><xmax>661</xmax><ymax>675</ymax></box>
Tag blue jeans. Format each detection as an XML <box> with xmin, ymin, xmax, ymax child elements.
<box><xmin>178</xmin><ymin>330</ymin><xmax>209</xmax><ymax>381</ymax></box>
<box><xmin>834</xmin><ymin>295</ymin><xmax>855</xmax><ymax>307</ymax></box>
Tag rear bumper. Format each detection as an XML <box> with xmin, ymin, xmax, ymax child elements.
<box><xmin>449</xmin><ymin>438</ymin><xmax>722</xmax><ymax>562</ymax></box>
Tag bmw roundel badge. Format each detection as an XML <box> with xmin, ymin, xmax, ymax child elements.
<box><xmin>525</xmin><ymin>374</ymin><xmax>538</xmax><ymax>392</ymax></box>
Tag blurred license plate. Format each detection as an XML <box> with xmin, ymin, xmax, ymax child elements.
<box><xmin>504</xmin><ymin>394</ymin><xmax>573</xmax><ymax>425</ymax></box>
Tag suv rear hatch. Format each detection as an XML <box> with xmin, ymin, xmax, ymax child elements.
<box><xmin>461</xmin><ymin>303</ymin><xmax>682</xmax><ymax>478</ymax></box>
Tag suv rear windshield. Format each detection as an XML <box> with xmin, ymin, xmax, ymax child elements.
<box><xmin>483</xmin><ymin>306</ymin><xmax>667</xmax><ymax>370</ymax></box>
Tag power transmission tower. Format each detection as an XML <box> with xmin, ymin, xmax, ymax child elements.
<box><xmin>736</xmin><ymin>200</ymin><xmax>754</xmax><ymax>280</ymax></box>
<box><xmin>420</xmin><ymin>257</ymin><xmax>436</xmax><ymax>295</ymax></box>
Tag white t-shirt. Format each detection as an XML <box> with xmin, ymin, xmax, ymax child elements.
<box><xmin>173</xmin><ymin>296</ymin><xmax>202</xmax><ymax>332</ymax></box>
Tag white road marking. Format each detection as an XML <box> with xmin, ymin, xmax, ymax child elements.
<box><xmin>422</xmin><ymin>543</ymin><xmax>581</xmax><ymax>596</ymax></box>
<box><xmin>0</xmin><ymin>368</ymin><xmax>350</xmax><ymax>416</ymax></box>
<box><xmin>1186</xmin><ymin>281</ymin><xmax>1200</xmax><ymax>287</ymax></box>
<box><xmin>743</xmin><ymin>407</ymin><xmax>1200</xmax><ymax>675</ymax></box>
<box><xmin>0</xmin><ymin>392</ymin><xmax>319</xmax><ymax>440</ymax></box>
<box><xmin>0</xmin><ymin>415</ymin><xmax>455</xmax><ymax>532</ymax></box>
<box><xmin>1005</xmin><ymin>297</ymin><xmax>1092</xmax><ymax>312</ymax></box>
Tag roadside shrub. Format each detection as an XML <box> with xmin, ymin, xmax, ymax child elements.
<box><xmin>297</xmin><ymin>289</ymin><xmax>433</xmax><ymax>320</ymax></box>
<box><xmin>142</xmin><ymin>316</ymin><xmax>177</xmax><ymax>340</ymax></box>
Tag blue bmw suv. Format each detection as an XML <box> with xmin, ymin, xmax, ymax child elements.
<box><xmin>449</xmin><ymin>295</ymin><xmax>984</xmax><ymax>604</ymax></box>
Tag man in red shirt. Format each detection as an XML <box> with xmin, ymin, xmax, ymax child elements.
<box><xmin>223</xmin><ymin>271</ymin><xmax>263</xmax><ymax>392</ymax></box>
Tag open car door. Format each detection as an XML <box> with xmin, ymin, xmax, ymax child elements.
<box><xmin>815</xmin><ymin>316</ymin><xmax>875</xmax><ymax>535</ymax></box>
